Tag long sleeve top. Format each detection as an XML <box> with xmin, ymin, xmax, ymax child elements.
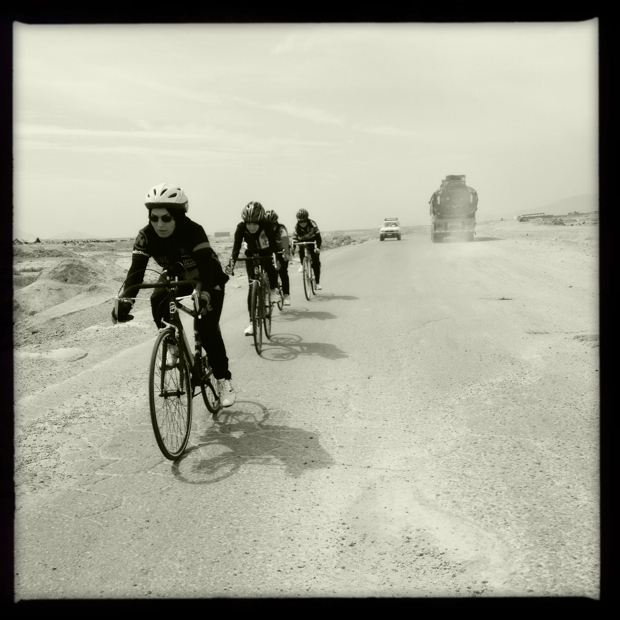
<box><xmin>292</xmin><ymin>219</ymin><xmax>322</xmax><ymax>249</ymax></box>
<box><xmin>123</xmin><ymin>217</ymin><xmax>228</xmax><ymax>295</ymax></box>
<box><xmin>231</xmin><ymin>221</ymin><xmax>278</xmax><ymax>261</ymax></box>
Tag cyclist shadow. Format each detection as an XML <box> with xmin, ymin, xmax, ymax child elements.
<box><xmin>171</xmin><ymin>401</ymin><xmax>335</xmax><ymax>484</ymax></box>
<box><xmin>260</xmin><ymin>333</ymin><xmax>348</xmax><ymax>362</ymax></box>
<box><xmin>274</xmin><ymin>307</ymin><xmax>336</xmax><ymax>322</ymax></box>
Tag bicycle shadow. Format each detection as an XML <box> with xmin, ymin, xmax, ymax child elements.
<box><xmin>171</xmin><ymin>400</ymin><xmax>335</xmax><ymax>484</ymax></box>
<box><xmin>273</xmin><ymin>307</ymin><xmax>337</xmax><ymax>322</ymax></box>
<box><xmin>259</xmin><ymin>333</ymin><xmax>349</xmax><ymax>362</ymax></box>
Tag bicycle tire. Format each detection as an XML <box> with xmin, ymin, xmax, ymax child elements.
<box><xmin>251</xmin><ymin>279</ymin><xmax>263</xmax><ymax>355</ymax></box>
<box><xmin>263</xmin><ymin>273</ymin><xmax>272</xmax><ymax>339</ymax></box>
<box><xmin>200</xmin><ymin>354</ymin><xmax>221</xmax><ymax>416</ymax></box>
<box><xmin>148</xmin><ymin>328</ymin><xmax>192</xmax><ymax>460</ymax></box>
<box><xmin>276</xmin><ymin>275</ymin><xmax>284</xmax><ymax>311</ymax></box>
<box><xmin>303</xmin><ymin>258</ymin><xmax>312</xmax><ymax>300</ymax></box>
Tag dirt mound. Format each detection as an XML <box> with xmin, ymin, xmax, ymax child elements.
<box><xmin>13</xmin><ymin>245</ymin><xmax>75</xmax><ymax>258</ymax></box>
<box><xmin>41</xmin><ymin>257</ymin><xmax>109</xmax><ymax>285</ymax></box>
<box><xmin>14</xmin><ymin>257</ymin><xmax>119</xmax><ymax>320</ymax></box>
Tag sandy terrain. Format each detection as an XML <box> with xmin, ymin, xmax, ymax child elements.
<box><xmin>13</xmin><ymin>216</ymin><xmax>599</xmax><ymax>599</ymax></box>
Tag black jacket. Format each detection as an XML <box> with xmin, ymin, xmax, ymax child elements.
<box><xmin>231</xmin><ymin>221</ymin><xmax>278</xmax><ymax>260</ymax></box>
<box><xmin>123</xmin><ymin>217</ymin><xmax>228</xmax><ymax>293</ymax></box>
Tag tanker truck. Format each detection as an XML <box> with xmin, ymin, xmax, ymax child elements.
<box><xmin>429</xmin><ymin>175</ymin><xmax>478</xmax><ymax>242</ymax></box>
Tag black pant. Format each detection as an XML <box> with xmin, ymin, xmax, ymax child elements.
<box><xmin>298</xmin><ymin>245</ymin><xmax>321</xmax><ymax>284</ymax></box>
<box><xmin>244</xmin><ymin>252</ymin><xmax>278</xmax><ymax>318</ymax></box>
<box><xmin>150</xmin><ymin>277</ymin><xmax>231</xmax><ymax>381</ymax></box>
<box><xmin>276</xmin><ymin>253</ymin><xmax>290</xmax><ymax>295</ymax></box>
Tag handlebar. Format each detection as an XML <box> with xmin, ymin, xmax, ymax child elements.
<box><xmin>228</xmin><ymin>254</ymin><xmax>275</xmax><ymax>277</ymax></box>
<box><xmin>120</xmin><ymin>278</ymin><xmax>196</xmax><ymax>300</ymax></box>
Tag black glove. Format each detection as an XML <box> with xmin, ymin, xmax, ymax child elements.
<box><xmin>112</xmin><ymin>298</ymin><xmax>134</xmax><ymax>323</ymax></box>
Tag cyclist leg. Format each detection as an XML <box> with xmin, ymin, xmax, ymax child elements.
<box><xmin>311</xmin><ymin>248</ymin><xmax>321</xmax><ymax>284</ymax></box>
<box><xmin>265</xmin><ymin>256</ymin><xmax>279</xmax><ymax>290</ymax></box>
<box><xmin>197</xmin><ymin>287</ymin><xmax>231</xmax><ymax>381</ymax></box>
<box><xmin>298</xmin><ymin>245</ymin><xmax>305</xmax><ymax>271</ymax></box>
<box><xmin>278</xmin><ymin>255</ymin><xmax>290</xmax><ymax>295</ymax></box>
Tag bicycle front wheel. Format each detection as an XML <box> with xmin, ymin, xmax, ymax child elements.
<box><xmin>303</xmin><ymin>258</ymin><xmax>312</xmax><ymax>300</ymax></box>
<box><xmin>251</xmin><ymin>280</ymin><xmax>263</xmax><ymax>355</ymax></box>
<box><xmin>148</xmin><ymin>328</ymin><xmax>192</xmax><ymax>460</ymax></box>
<box><xmin>263</xmin><ymin>274</ymin><xmax>272</xmax><ymax>340</ymax></box>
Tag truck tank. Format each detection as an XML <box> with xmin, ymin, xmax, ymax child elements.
<box><xmin>429</xmin><ymin>175</ymin><xmax>478</xmax><ymax>243</ymax></box>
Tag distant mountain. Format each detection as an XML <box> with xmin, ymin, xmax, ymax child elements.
<box><xmin>13</xmin><ymin>228</ymin><xmax>37</xmax><ymax>241</ymax></box>
<box><xmin>51</xmin><ymin>230</ymin><xmax>97</xmax><ymax>240</ymax></box>
<box><xmin>518</xmin><ymin>194</ymin><xmax>598</xmax><ymax>216</ymax></box>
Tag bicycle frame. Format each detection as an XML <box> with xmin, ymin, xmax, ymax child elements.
<box><xmin>119</xmin><ymin>273</ymin><xmax>205</xmax><ymax>393</ymax></box>
<box><xmin>230</xmin><ymin>255</ymin><xmax>274</xmax><ymax>354</ymax></box>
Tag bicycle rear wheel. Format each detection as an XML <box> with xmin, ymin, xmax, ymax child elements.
<box><xmin>303</xmin><ymin>258</ymin><xmax>312</xmax><ymax>300</ymax></box>
<box><xmin>148</xmin><ymin>329</ymin><xmax>192</xmax><ymax>460</ymax></box>
<box><xmin>199</xmin><ymin>354</ymin><xmax>221</xmax><ymax>416</ymax></box>
<box><xmin>263</xmin><ymin>273</ymin><xmax>273</xmax><ymax>339</ymax></box>
<box><xmin>251</xmin><ymin>280</ymin><xmax>263</xmax><ymax>355</ymax></box>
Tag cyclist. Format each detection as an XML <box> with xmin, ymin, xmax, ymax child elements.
<box><xmin>292</xmin><ymin>208</ymin><xmax>322</xmax><ymax>290</ymax></box>
<box><xmin>264</xmin><ymin>209</ymin><xmax>292</xmax><ymax>306</ymax></box>
<box><xmin>226</xmin><ymin>201</ymin><xmax>280</xmax><ymax>336</ymax></box>
<box><xmin>111</xmin><ymin>183</ymin><xmax>236</xmax><ymax>407</ymax></box>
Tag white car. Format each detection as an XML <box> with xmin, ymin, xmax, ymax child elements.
<box><xmin>380</xmin><ymin>218</ymin><xmax>401</xmax><ymax>241</ymax></box>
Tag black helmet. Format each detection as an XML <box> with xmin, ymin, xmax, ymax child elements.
<box><xmin>296</xmin><ymin>208</ymin><xmax>309</xmax><ymax>220</ymax></box>
<box><xmin>264</xmin><ymin>209</ymin><xmax>279</xmax><ymax>223</ymax></box>
<box><xmin>241</xmin><ymin>201</ymin><xmax>265</xmax><ymax>223</ymax></box>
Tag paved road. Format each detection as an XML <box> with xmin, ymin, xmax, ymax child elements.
<box><xmin>15</xmin><ymin>228</ymin><xmax>599</xmax><ymax>598</ymax></box>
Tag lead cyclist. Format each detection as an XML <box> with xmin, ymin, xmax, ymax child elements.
<box><xmin>111</xmin><ymin>182</ymin><xmax>236</xmax><ymax>407</ymax></box>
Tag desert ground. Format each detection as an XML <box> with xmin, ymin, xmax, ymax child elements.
<box><xmin>13</xmin><ymin>215</ymin><xmax>599</xmax><ymax>599</ymax></box>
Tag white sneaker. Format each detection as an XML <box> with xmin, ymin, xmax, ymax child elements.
<box><xmin>298</xmin><ymin>265</ymin><xmax>303</xmax><ymax>272</ymax></box>
<box><xmin>244</xmin><ymin>322</ymin><xmax>254</xmax><ymax>336</ymax></box>
<box><xmin>217</xmin><ymin>379</ymin><xmax>236</xmax><ymax>408</ymax></box>
<box><xmin>283</xmin><ymin>294</ymin><xmax>291</xmax><ymax>306</ymax></box>
<box><xmin>315</xmin><ymin>283</ymin><xmax>322</xmax><ymax>290</ymax></box>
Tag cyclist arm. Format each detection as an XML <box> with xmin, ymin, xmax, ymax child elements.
<box><xmin>265</xmin><ymin>223</ymin><xmax>278</xmax><ymax>255</ymax></box>
<box><xmin>230</xmin><ymin>223</ymin><xmax>245</xmax><ymax>261</ymax></box>
<box><xmin>278</xmin><ymin>225</ymin><xmax>292</xmax><ymax>259</ymax></box>
<box><xmin>121</xmin><ymin>230</ymin><xmax>151</xmax><ymax>297</ymax></box>
<box><xmin>190</xmin><ymin>225</ymin><xmax>230</xmax><ymax>292</ymax></box>
<box><xmin>315</xmin><ymin>231</ymin><xmax>322</xmax><ymax>251</ymax></box>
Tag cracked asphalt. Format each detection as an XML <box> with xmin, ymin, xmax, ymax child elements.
<box><xmin>14</xmin><ymin>221</ymin><xmax>599</xmax><ymax>598</ymax></box>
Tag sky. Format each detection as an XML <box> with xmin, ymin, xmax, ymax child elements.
<box><xmin>13</xmin><ymin>21</ymin><xmax>598</xmax><ymax>239</ymax></box>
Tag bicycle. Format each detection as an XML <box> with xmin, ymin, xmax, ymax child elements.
<box><xmin>114</xmin><ymin>271</ymin><xmax>221</xmax><ymax>460</ymax></box>
<box><xmin>296</xmin><ymin>241</ymin><xmax>317</xmax><ymax>300</ymax></box>
<box><xmin>229</xmin><ymin>255</ymin><xmax>275</xmax><ymax>355</ymax></box>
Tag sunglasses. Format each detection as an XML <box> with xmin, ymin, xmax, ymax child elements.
<box><xmin>149</xmin><ymin>214</ymin><xmax>173</xmax><ymax>223</ymax></box>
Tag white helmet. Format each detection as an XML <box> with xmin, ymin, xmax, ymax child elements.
<box><xmin>145</xmin><ymin>183</ymin><xmax>188</xmax><ymax>212</ymax></box>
